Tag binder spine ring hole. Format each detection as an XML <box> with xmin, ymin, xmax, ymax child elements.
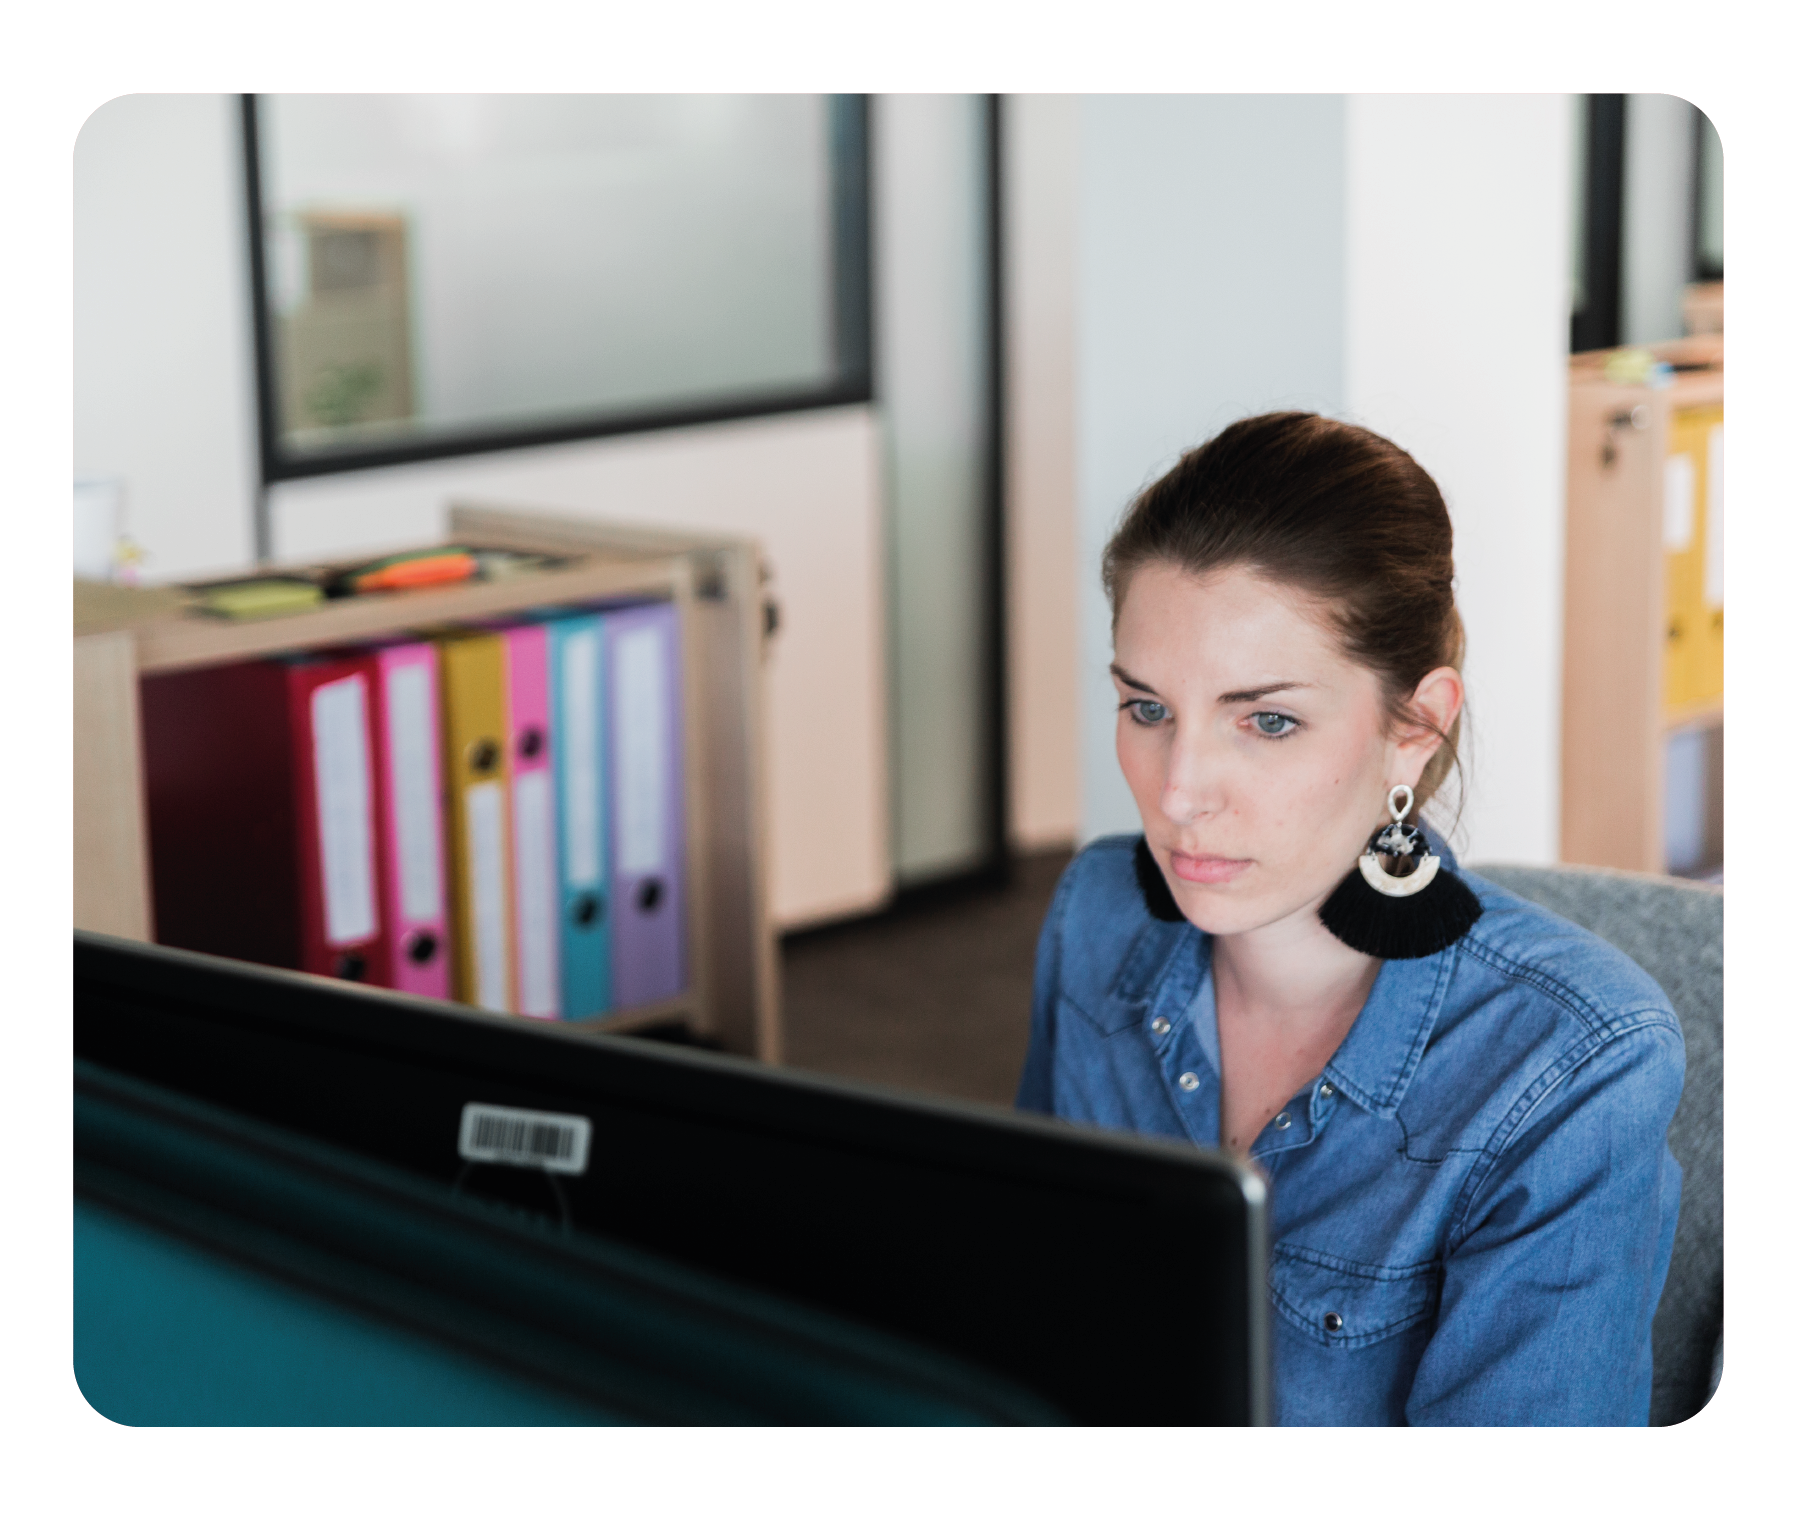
<box><xmin>635</xmin><ymin>878</ymin><xmax>664</xmax><ymax>914</ymax></box>
<box><xmin>468</xmin><ymin>738</ymin><xmax>499</xmax><ymax>775</ymax></box>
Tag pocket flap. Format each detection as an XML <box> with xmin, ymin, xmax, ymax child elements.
<box><xmin>1271</xmin><ymin>1245</ymin><xmax>1441</xmax><ymax>1349</ymax></box>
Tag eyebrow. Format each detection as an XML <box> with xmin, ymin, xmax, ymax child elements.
<box><xmin>1109</xmin><ymin>664</ymin><xmax>1312</xmax><ymax>704</ymax></box>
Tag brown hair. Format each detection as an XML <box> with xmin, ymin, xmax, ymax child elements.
<box><xmin>1102</xmin><ymin>411</ymin><xmax>1466</xmax><ymax>808</ymax></box>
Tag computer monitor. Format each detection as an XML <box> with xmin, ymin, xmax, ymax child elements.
<box><xmin>74</xmin><ymin>931</ymin><xmax>1269</xmax><ymax>1424</ymax></box>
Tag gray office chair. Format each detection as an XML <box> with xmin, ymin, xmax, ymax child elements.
<box><xmin>1475</xmin><ymin>864</ymin><xmax>1722</xmax><ymax>1427</ymax></box>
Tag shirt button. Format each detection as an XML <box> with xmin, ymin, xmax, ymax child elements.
<box><xmin>1319</xmin><ymin>1082</ymin><xmax>1335</xmax><ymax>1098</ymax></box>
<box><xmin>1177</xmin><ymin>1071</ymin><xmax>1200</xmax><ymax>1091</ymax></box>
<box><xmin>1323</xmin><ymin>1311</ymin><xmax>1344</xmax><ymax>1333</ymax></box>
<box><xmin>1273</xmin><ymin>1111</ymin><xmax>1292</xmax><ymax>1130</ymax></box>
<box><xmin>1151</xmin><ymin>1016</ymin><xmax>1172</xmax><ymax>1036</ymax></box>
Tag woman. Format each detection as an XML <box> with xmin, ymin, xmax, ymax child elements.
<box><xmin>1017</xmin><ymin>412</ymin><xmax>1684</xmax><ymax>1426</ymax></box>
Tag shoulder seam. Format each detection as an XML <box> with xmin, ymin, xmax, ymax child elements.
<box><xmin>1447</xmin><ymin>1017</ymin><xmax>1684</xmax><ymax>1247</ymax></box>
<box><xmin>1453</xmin><ymin>933</ymin><xmax>1670</xmax><ymax>1040</ymax></box>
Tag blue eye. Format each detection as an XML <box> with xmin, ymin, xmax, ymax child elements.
<box><xmin>1252</xmin><ymin>711</ymin><xmax>1298</xmax><ymax>737</ymax></box>
<box><xmin>1124</xmin><ymin>700</ymin><xmax>1169</xmax><ymax>727</ymax></box>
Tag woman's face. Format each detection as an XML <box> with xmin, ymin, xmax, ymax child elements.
<box><xmin>1112</xmin><ymin>561</ymin><xmax>1458</xmax><ymax>939</ymax></box>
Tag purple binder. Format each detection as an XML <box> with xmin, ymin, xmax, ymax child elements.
<box><xmin>605</xmin><ymin>600</ymin><xmax>686</xmax><ymax>1009</ymax></box>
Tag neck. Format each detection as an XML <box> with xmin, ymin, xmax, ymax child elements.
<box><xmin>1209</xmin><ymin>894</ymin><xmax>1382</xmax><ymax>1025</ymax></box>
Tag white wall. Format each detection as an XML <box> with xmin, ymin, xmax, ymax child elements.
<box><xmin>1001</xmin><ymin>94</ymin><xmax>1081</xmax><ymax>851</ymax></box>
<box><xmin>1345</xmin><ymin>94</ymin><xmax>1572</xmax><ymax>865</ymax></box>
<box><xmin>1057</xmin><ymin>94</ymin><xmax>1573</xmax><ymax>865</ymax></box>
<box><xmin>75</xmin><ymin>95</ymin><xmax>258</xmax><ymax>581</ymax></box>
<box><xmin>1076</xmin><ymin>95</ymin><xmax>1347</xmax><ymax>843</ymax></box>
<box><xmin>873</xmin><ymin>95</ymin><xmax>995</xmax><ymax>885</ymax></box>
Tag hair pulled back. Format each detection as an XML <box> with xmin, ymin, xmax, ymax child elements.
<box><xmin>1102</xmin><ymin>411</ymin><xmax>1466</xmax><ymax>808</ymax></box>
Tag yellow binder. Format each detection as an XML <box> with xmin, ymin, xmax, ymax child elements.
<box><xmin>1663</xmin><ymin>403</ymin><xmax>1724</xmax><ymax>715</ymax></box>
<box><xmin>438</xmin><ymin>632</ymin><xmax>512</xmax><ymax>1013</ymax></box>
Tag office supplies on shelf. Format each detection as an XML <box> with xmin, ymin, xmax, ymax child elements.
<box><xmin>372</xmin><ymin>642</ymin><xmax>453</xmax><ymax>998</ymax></box>
<box><xmin>76</xmin><ymin>506</ymin><xmax>766</xmax><ymax>1055</ymax></box>
<box><xmin>140</xmin><ymin>651</ymin><xmax>392</xmax><ymax>983</ymax></box>
<box><xmin>195</xmin><ymin>578</ymin><xmax>326</xmax><ymax>620</ymax></box>
<box><xmin>332</xmin><ymin>547</ymin><xmax>479</xmax><ymax>597</ymax></box>
<box><xmin>503</xmin><ymin>624</ymin><xmax>561</xmax><ymax>1021</ymax></box>
<box><xmin>438</xmin><ymin>632</ymin><xmax>513</xmax><ymax>1014</ymax></box>
<box><xmin>548</xmin><ymin>614</ymin><xmax>612</xmax><ymax>1021</ymax></box>
<box><xmin>606</xmin><ymin>601</ymin><xmax>686</xmax><ymax>1010</ymax></box>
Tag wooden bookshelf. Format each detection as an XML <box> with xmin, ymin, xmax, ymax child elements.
<box><xmin>1561</xmin><ymin>335</ymin><xmax>1723</xmax><ymax>874</ymax></box>
<box><xmin>73</xmin><ymin>504</ymin><xmax>780</xmax><ymax>1062</ymax></box>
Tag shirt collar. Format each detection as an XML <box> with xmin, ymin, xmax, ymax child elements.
<box><xmin>1160</xmin><ymin>819</ymin><xmax>1465</xmax><ymax>1118</ymax></box>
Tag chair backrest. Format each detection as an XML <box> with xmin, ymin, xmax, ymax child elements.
<box><xmin>1473</xmin><ymin>864</ymin><xmax>1722</xmax><ymax>1427</ymax></box>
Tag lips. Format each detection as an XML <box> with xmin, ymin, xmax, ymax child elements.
<box><xmin>1167</xmin><ymin>849</ymin><xmax>1253</xmax><ymax>885</ymax></box>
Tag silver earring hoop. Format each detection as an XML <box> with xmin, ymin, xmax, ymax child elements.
<box><xmin>1357</xmin><ymin>784</ymin><xmax>1441</xmax><ymax>898</ymax></box>
<box><xmin>1320</xmin><ymin>778</ymin><xmax>1483</xmax><ymax>960</ymax></box>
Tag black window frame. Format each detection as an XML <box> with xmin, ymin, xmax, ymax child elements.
<box><xmin>1570</xmin><ymin>93</ymin><xmax>1626</xmax><ymax>354</ymax></box>
<box><xmin>241</xmin><ymin>93</ymin><xmax>874</xmax><ymax>488</ymax></box>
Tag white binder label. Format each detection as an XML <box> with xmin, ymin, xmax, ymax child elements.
<box><xmin>1705</xmin><ymin>425</ymin><xmax>1723</xmax><ymax>609</ymax></box>
<box><xmin>1663</xmin><ymin>453</ymin><xmax>1696</xmax><ymax>551</ymax></box>
<box><xmin>616</xmin><ymin>625</ymin><xmax>667</xmax><ymax>875</ymax></box>
<box><xmin>385</xmin><ymin>663</ymin><xmax>444</xmax><ymax>925</ymax></box>
<box><xmin>458</xmin><ymin>1103</ymin><xmax>590</xmax><ymax>1175</ymax></box>
<box><xmin>513</xmin><ymin>769</ymin><xmax>560</xmax><ymax>1020</ymax></box>
<box><xmin>311</xmin><ymin>675</ymin><xmax>377</xmax><ymax>947</ymax></box>
<box><xmin>561</xmin><ymin>627</ymin><xmax>602</xmax><ymax>888</ymax></box>
<box><xmin>465</xmin><ymin>781</ymin><xmax>509</xmax><ymax>1014</ymax></box>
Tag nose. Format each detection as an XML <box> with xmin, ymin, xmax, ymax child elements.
<box><xmin>1159</xmin><ymin>729</ymin><xmax>1226</xmax><ymax>828</ymax></box>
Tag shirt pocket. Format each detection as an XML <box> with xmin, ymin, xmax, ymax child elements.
<box><xmin>1270</xmin><ymin>1245</ymin><xmax>1442</xmax><ymax>1350</ymax></box>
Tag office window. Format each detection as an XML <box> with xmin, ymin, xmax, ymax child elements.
<box><xmin>246</xmin><ymin>94</ymin><xmax>870</xmax><ymax>481</ymax></box>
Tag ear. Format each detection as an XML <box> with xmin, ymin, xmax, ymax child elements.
<box><xmin>1387</xmin><ymin>666</ymin><xmax>1465</xmax><ymax>787</ymax></box>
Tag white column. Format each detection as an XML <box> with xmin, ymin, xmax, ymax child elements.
<box><xmin>1345</xmin><ymin>93</ymin><xmax>1573</xmax><ymax>864</ymax></box>
<box><xmin>1075</xmin><ymin>95</ymin><xmax>1348</xmax><ymax>842</ymax></box>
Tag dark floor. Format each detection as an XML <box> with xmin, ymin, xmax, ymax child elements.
<box><xmin>778</xmin><ymin>848</ymin><xmax>1074</xmax><ymax>1108</ymax></box>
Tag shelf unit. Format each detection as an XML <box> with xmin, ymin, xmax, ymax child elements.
<box><xmin>73</xmin><ymin>504</ymin><xmax>781</xmax><ymax>1062</ymax></box>
<box><xmin>1561</xmin><ymin>334</ymin><xmax>1723</xmax><ymax>874</ymax></box>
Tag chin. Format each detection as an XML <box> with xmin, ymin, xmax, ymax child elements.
<box><xmin>1169</xmin><ymin>882</ymin><xmax>1315</xmax><ymax>939</ymax></box>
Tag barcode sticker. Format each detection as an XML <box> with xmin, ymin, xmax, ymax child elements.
<box><xmin>457</xmin><ymin>1102</ymin><xmax>591</xmax><ymax>1175</ymax></box>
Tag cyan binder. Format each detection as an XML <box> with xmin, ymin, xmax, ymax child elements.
<box><xmin>548</xmin><ymin>614</ymin><xmax>611</xmax><ymax>1020</ymax></box>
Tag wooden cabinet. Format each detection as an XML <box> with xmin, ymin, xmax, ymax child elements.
<box><xmin>1561</xmin><ymin>336</ymin><xmax>1723</xmax><ymax>874</ymax></box>
<box><xmin>73</xmin><ymin>504</ymin><xmax>781</xmax><ymax>1061</ymax></box>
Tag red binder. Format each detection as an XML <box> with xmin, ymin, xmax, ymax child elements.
<box><xmin>141</xmin><ymin>651</ymin><xmax>393</xmax><ymax>985</ymax></box>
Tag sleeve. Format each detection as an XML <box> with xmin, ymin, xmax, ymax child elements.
<box><xmin>1404</xmin><ymin>1020</ymin><xmax>1685</xmax><ymax>1426</ymax></box>
<box><xmin>1014</xmin><ymin>857</ymin><xmax>1077</xmax><ymax>1115</ymax></box>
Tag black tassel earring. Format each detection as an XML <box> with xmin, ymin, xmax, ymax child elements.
<box><xmin>1132</xmin><ymin>837</ymin><xmax>1186</xmax><ymax>923</ymax></box>
<box><xmin>1319</xmin><ymin>784</ymin><xmax>1482</xmax><ymax>960</ymax></box>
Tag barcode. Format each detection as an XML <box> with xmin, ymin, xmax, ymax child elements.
<box><xmin>457</xmin><ymin>1102</ymin><xmax>591</xmax><ymax>1175</ymax></box>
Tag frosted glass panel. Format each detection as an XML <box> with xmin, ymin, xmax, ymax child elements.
<box><xmin>252</xmin><ymin>94</ymin><xmax>863</xmax><ymax>470</ymax></box>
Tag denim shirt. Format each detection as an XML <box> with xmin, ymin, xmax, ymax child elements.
<box><xmin>1016</xmin><ymin>834</ymin><xmax>1685</xmax><ymax>1426</ymax></box>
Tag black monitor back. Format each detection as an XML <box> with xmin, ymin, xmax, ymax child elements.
<box><xmin>74</xmin><ymin>932</ymin><xmax>1270</xmax><ymax>1424</ymax></box>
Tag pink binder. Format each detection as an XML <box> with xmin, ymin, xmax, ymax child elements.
<box><xmin>504</xmin><ymin>624</ymin><xmax>562</xmax><ymax>1020</ymax></box>
<box><xmin>372</xmin><ymin>642</ymin><xmax>453</xmax><ymax>999</ymax></box>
